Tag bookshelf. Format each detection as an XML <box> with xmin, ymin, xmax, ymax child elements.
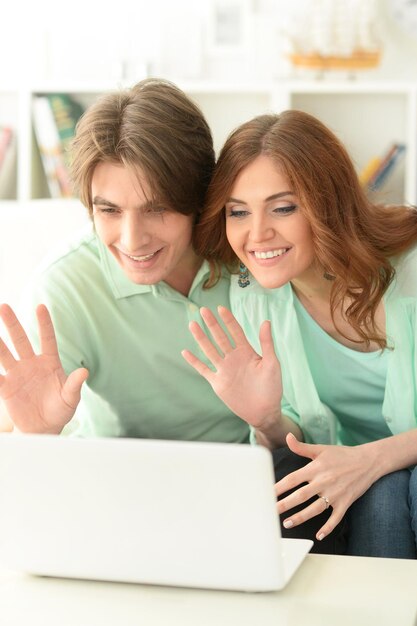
<box><xmin>0</xmin><ymin>80</ymin><xmax>416</xmax><ymax>205</ymax></box>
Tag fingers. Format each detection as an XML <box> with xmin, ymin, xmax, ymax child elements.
<box><xmin>216</xmin><ymin>306</ymin><xmax>252</xmax><ymax>347</ymax></box>
<box><xmin>0</xmin><ymin>336</ymin><xmax>17</xmax><ymax>371</ymax></box>
<box><xmin>258</xmin><ymin>320</ymin><xmax>279</xmax><ymax>363</ymax></box>
<box><xmin>316</xmin><ymin>510</ymin><xmax>343</xmax><ymax>541</ymax></box>
<box><xmin>188</xmin><ymin>320</ymin><xmax>223</xmax><ymax>367</ymax></box>
<box><xmin>280</xmin><ymin>494</ymin><xmax>343</xmax><ymax>544</ymax></box>
<box><xmin>281</xmin><ymin>496</ymin><xmax>330</xmax><ymax>532</ymax></box>
<box><xmin>0</xmin><ymin>304</ymin><xmax>35</xmax><ymax>360</ymax></box>
<box><xmin>188</xmin><ymin>306</ymin><xmax>259</xmax><ymax>368</ymax></box>
<box><xmin>61</xmin><ymin>367</ymin><xmax>89</xmax><ymax>410</ymax></box>
<box><xmin>36</xmin><ymin>305</ymin><xmax>60</xmax><ymax>356</ymax></box>
<box><xmin>276</xmin><ymin>465</ymin><xmax>345</xmax><ymax>542</ymax></box>
<box><xmin>181</xmin><ymin>349</ymin><xmax>215</xmax><ymax>383</ymax></box>
<box><xmin>277</xmin><ymin>482</ymin><xmax>318</xmax><ymax>516</ymax></box>
<box><xmin>275</xmin><ymin>439</ymin><xmax>328</xmax><ymax>499</ymax></box>
<box><xmin>286</xmin><ymin>432</ymin><xmax>320</xmax><ymax>460</ymax></box>
<box><xmin>275</xmin><ymin>462</ymin><xmax>314</xmax><ymax>498</ymax></box>
<box><xmin>278</xmin><ymin>483</ymin><xmax>337</xmax><ymax>537</ymax></box>
<box><xmin>200</xmin><ymin>307</ymin><xmax>233</xmax><ymax>355</ymax></box>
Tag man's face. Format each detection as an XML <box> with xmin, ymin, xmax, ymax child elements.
<box><xmin>91</xmin><ymin>162</ymin><xmax>197</xmax><ymax>292</ymax></box>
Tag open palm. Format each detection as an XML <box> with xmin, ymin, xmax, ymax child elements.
<box><xmin>0</xmin><ymin>304</ymin><xmax>88</xmax><ymax>434</ymax></box>
<box><xmin>182</xmin><ymin>305</ymin><xmax>282</xmax><ymax>428</ymax></box>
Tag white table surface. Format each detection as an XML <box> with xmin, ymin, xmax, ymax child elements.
<box><xmin>0</xmin><ymin>554</ymin><xmax>416</xmax><ymax>626</ymax></box>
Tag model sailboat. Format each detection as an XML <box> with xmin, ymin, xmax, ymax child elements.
<box><xmin>287</xmin><ymin>0</ymin><xmax>381</xmax><ymax>71</ymax></box>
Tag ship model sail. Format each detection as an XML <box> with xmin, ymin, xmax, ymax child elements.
<box><xmin>287</xmin><ymin>0</ymin><xmax>381</xmax><ymax>71</ymax></box>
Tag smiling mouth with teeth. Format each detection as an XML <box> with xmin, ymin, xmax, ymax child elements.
<box><xmin>126</xmin><ymin>251</ymin><xmax>158</xmax><ymax>262</ymax></box>
<box><xmin>252</xmin><ymin>248</ymin><xmax>288</xmax><ymax>259</ymax></box>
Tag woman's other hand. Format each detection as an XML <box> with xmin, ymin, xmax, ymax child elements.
<box><xmin>275</xmin><ymin>432</ymin><xmax>380</xmax><ymax>541</ymax></box>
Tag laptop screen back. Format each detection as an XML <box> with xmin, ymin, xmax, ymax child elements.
<box><xmin>0</xmin><ymin>434</ymin><xmax>286</xmax><ymax>591</ymax></box>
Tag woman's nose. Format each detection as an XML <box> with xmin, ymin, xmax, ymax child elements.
<box><xmin>249</xmin><ymin>216</ymin><xmax>275</xmax><ymax>243</ymax></box>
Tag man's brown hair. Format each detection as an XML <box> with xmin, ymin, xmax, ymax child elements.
<box><xmin>71</xmin><ymin>78</ymin><xmax>215</xmax><ymax>219</ymax></box>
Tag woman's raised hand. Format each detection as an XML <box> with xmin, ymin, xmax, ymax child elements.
<box><xmin>0</xmin><ymin>304</ymin><xmax>88</xmax><ymax>434</ymax></box>
<box><xmin>182</xmin><ymin>305</ymin><xmax>283</xmax><ymax>429</ymax></box>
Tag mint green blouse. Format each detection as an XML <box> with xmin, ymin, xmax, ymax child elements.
<box><xmin>22</xmin><ymin>227</ymin><xmax>250</xmax><ymax>443</ymax></box>
<box><xmin>293</xmin><ymin>294</ymin><xmax>391</xmax><ymax>445</ymax></box>
<box><xmin>231</xmin><ymin>246</ymin><xmax>417</xmax><ymax>445</ymax></box>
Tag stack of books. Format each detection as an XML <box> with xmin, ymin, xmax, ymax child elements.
<box><xmin>32</xmin><ymin>94</ymin><xmax>85</xmax><ymax>199</ymax></box>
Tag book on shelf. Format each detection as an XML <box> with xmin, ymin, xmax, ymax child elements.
<box><xmin>0</xmin><ymin>129</ymin><xmax>17</xmax><ymax>200</ymax></box>
<box><xmin>32</xmin><ymin>96</ymin><xmax>72</xmax><ymax>199</ymax></box>
<box><xmin>0</xmin><ymin>126</ymin><xmax>13</xmax><ymax>173</ymax></box>
<box><xmin>46</xmin><ymin>93</ymin><xmax>84</xmax><ymax>170</ymax></box>
<box><xmin>360</xmin><ymin>143</ymin><xmax>406</xmax><ymax>192</ymax></box>
<box><xmin>358</xmin><ymin>156</ymin><xmax>382</xmax><ymax>187</ymax></box>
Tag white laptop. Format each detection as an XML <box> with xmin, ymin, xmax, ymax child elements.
<box><xmin>0</xmin><ymin>434</ymin><xmax>312</xmax><ymax>592</ymax></box>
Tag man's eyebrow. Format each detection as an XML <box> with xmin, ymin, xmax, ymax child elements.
<box><xmin>92</xmin><ymin>196</ymin><xmax>159</xmax><ymax>210</ymax></box>
<box><xmin>92</xmin><ymin>196</ymin><xmax>119</xmax><ymax>207</ymax></box>
<box><xmin>226</xmin><ymin>191</ymin><xmax>295</xmax><ymax>204</ymax></box>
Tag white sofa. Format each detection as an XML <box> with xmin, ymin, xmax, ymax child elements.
<box><xmin>0</xmin><ymin>199</ymin><xmax>90</xmax><ymax>430</ymax></box>
<box><xmin>0</xmin><ymin>200</ymin><xmax>90</xmax><ymax>307</ymax></box>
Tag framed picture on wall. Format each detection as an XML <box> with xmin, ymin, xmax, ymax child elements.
<box><xmin>206</xmin><ymin>0</ymin><xmax>252</xmax><ymax>56</ymax></box>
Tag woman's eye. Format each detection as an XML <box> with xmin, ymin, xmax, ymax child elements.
<box><xmin>227</xmin><ymin>209</ymin><xmax>249</xmax><ymax>218</ymax></box>
<box><xmin>273</xmin><ymin>204</ymin><xmax>297</xmax><ymax>215</ymax></box>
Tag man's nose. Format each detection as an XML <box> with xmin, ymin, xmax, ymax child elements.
<box><xmin>120</xmin><ymin>213</ymin><xmax>152</xmax><ymax>251</ymax></box>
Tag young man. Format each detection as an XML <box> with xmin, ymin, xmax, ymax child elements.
<box><xmin>0</xmin><ymin>78</ymin><xmax>249</xmax><ymax>444</ymax></box>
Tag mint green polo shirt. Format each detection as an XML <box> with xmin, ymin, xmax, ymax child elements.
<box><xmin>23</xmin><ymin>227</ymin><xmax>250</xmax><ymax>443</ymax></box>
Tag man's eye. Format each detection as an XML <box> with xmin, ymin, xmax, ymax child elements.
<box><xmin>95</xmin><ymin>207</ymin><xmax>118</xmax><ymax>214</ymax></box>
<box><xmin>147</xmin><ymin>206</ymin><xmax>167</xmax><ymax>215</ymax></box>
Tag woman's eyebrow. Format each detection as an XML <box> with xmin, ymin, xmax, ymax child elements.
<box><xmin>226</xmin><ymin>191</ymin><xmax>294</xmax><ymax>204</ymax></box>
<box><xmin>265</xmin><ymin>192</ymin><xmax>295</xmax><ymax>201</ymax></box>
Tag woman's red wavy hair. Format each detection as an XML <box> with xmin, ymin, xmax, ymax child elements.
<box><xmin>195</xmin><ymin>110</ymin><xmax>417</xmax><ymax>348</ymax></box>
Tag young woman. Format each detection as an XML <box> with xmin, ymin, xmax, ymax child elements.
<box><xmin>183</xmin><ymin>110</ymin><xmax>417</xmax><ymax>558</ymax></box>
<box><xmin>0</xmin><ymin>78</ymin><xmax>249</xmax><ymax>445</ymax></box>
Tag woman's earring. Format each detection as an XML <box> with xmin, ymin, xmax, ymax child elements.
<box><xmin>323</xmin><ymin>271</ymin><xmax>336</xmax><ymax>281</ymax></box>
<box><xmin>238</xmin><ymin>262</ymin><xmax>250</xmax><ymax>288</ymax></box>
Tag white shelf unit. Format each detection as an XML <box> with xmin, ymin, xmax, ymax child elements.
<box><xmin>0</xmin><ymin>80</ymin><xmax>416</xmax><ymax>205</ymax></box>
<box><xmin>187</xmin><ymin>80</ymin><xmax>417</xmax><ymax>206</ymax></box>
<box><xmin>286</xmin><ymin>81</ymin><xmax>417</xmax><ymax>206</ymax></box>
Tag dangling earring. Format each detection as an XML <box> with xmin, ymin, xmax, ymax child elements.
<box><xmin>238</xmin><ymin>262</ymin><xmax>250</xmax><ymax>288</ymax></box>
<box><xmin>323</xmin><ymin>271</ymin><xmax>336</xmax><ymax>281</ymax></box>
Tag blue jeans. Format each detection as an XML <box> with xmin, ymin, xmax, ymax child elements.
<box><xmin>347</xmin><ymin>467</ymin><xmax>417</xmax><ymax>559</ymax></box>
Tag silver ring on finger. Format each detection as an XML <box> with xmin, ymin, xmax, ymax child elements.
<box><xmin>319</xmin><ymin>495</ymin><xmax>330</xmax><ymax>510</ymax></box>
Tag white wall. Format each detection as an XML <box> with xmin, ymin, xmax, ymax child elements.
<box><xmin>1</xmin><ymin>0</ymin><xmax>417</xmax><ymax>308</ymax></box>
<box><xmin>2</xmin><ymin>0</ymin><xmax>417</xmax><ymax>84</ymax></box>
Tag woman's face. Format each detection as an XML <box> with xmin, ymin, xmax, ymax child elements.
<box><xmin>225</xmin><ymin>155</ymin><xmax>316</xmax><ymax>290</ymax></box>
<box><xmin>92</xmin><ymin>162</ymin><xmax>198</xmax><ymax>294</ymax></box>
